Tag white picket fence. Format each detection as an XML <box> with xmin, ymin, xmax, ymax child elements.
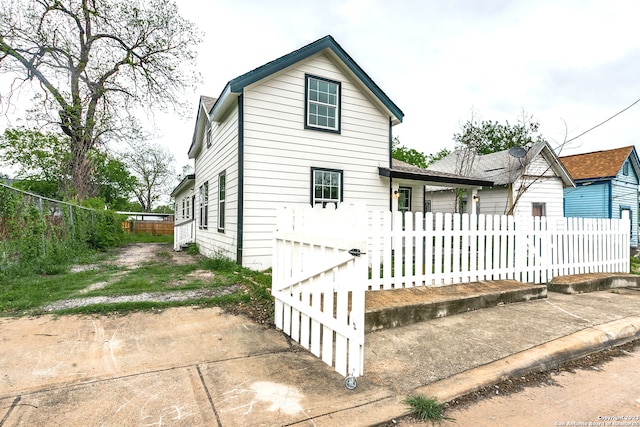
<box><xmin>272</xmin><ymin>204</ymin><xmax>368</xmax><ymax>379</ymax></box>
<box><xmin>368</xmin><ymin>210</ymin><xmax>630</xmax><ymax>290</ymax></box>
<box><xmin>272</xmin><ymin>205</ymin><xmax>630</xmax><ymax>379</ymax></box>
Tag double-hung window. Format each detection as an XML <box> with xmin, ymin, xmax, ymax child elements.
<box><xmin>305</xmin><ymin>75</ymin><xmax>340</xmax><ymax>132</ymax></box>
<box><xmin>206</xmin><ymin>122</ymin><xmax>213</xmax><ymax>148</ymax></box>
<box><xmin>218</xmin><ymin>171</ymin><xmax>226</xmax><ymax>232</ymax></box>
<box><xmin>398</xmin><ymin>187</ymin><xmax>412</xmax><ymax>212</ymax></box>
<box><xmin>199</xmin><ymin>182</ymin><xmax>208</xmax><ymax>229</ymax></box>
<box><xmin>311</xmin><ymin>168</ymin><xmax>343</xmax><ymax>207</ymax></box>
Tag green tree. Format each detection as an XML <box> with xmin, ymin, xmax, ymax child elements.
<box><xmin>392</xmin><ymin>137</ymin><xmax>451</xmax><ymax>168</ymax></box>
<box><xmin>392</xmin><ymin>137</ymin><xmax>427</xmax><ymax>168</ymax></box>
<box><xmin>0</xmin><ymin>127</ymin><xmax>70</xmax><ymax>188</ymax></box>
<box><xmin>0</xmin><ymin>127</ymin><xmax>137</xmax><ymax>205</ymax></box>
<box><xmin>453</xmin><ymin>113</ymin><xmax>545</xmax><ymax>155</ymax></box>
<box><xmin>91</xmin><ymin>152</ymin><xmax>137</xmax><ymax>210</ymax></box>
<box><xmin>0</xmin><ymin>0</ymin><xmax>201</xmax><ymax>200</ymax></box>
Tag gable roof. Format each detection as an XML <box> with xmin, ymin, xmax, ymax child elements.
<box><xmin>188</xmin><ymin>95</ymin><xmax>218</xmax><ymax>158</ymax></box>
<box><xmin>559</xmin><ymin>146</ymin><xmax>639</xmax><ymax>181</ymax></box>
<box><xmin>378</xmin><ymin>159</ymin><xmax>493</xmax><ymax>188</ymax></box>
<box><xmin>208</xmin><ymin>35</ymin><xmax>403</xmax><ymax>125</ymax></box>
<box><xmin>427</xmin><ymin>141</ymin><xmax>574</xmax><ymax>187</ymax></box>
<box><xmin>170</xmin><ymin>174</ymin><xmax>195</xmax><ymax>198</ymax></box>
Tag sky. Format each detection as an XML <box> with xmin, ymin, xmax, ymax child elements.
<box><xmin>2</xmin><ymin>0</ymin><xmax>640</xmax><ymax>175</ymax></box>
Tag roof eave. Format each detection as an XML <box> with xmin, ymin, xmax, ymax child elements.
<box><xmin>213</xmin><ymin>35</ymin><xmax>403</xmax><ymax>124</ymax></box>
<box><xmin>170</xmin><ymin>174</ymin><xmax>195</xmax><ymax>197</ymax></box>
<box><xmin>379</xmin><ymin>167</ymin><xmax>493</xmax><ymax>188</ymax></box>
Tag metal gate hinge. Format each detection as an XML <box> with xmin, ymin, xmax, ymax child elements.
<box><xmin>348</xmin><ymin>248</ymin><xmax>365</xmax><ymax>257</ymax></box>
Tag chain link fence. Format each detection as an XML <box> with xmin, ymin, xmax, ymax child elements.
<box><xmin>0</xmin><ymin>183</ymin><xmax>125</xmax><ymax>274</ymax></box>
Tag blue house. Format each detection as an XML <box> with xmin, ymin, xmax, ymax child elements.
<box><xmin>560</xmin><ymin>146</ymin><xmax>640</xmax><ymax>248</ymax></box>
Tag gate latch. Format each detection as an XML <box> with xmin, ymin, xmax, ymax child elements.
<box><xmin>348</xmin><ymin>248</ymin><xmax>365</xmax><ymax>257</ymax></box>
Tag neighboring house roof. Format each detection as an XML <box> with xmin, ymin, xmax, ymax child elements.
<box><xmin>559</xmin><ymin>145</ymin><xmax>639</xmax><ymax>181</ymax></box>
<box><xmin>427</xmin><ymin>141</ymin><xmax>574</xmax><ymax>188</ymax></box>
<box><xmin>379</xmin><ymin>159</ymin><xmax>493</xmax><ymax>188</ymax></box>
<box><xmin>170</xmin><ymin>174</ymin><xmax>195</xmax><ymax>198</ymax></box>
<box><xmin>188</xmin><ymin>35</ymin><xmax>404</xmax><ymax>158</ymax></box>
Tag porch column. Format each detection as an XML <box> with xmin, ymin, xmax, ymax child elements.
<box><xmin>391</xmin><ymin>184</ymin><xmax>400</xmax><ymax>212</ymax></box>
<box><xmin>468</xmin><ymin>188</ymin><xmax>479</xmax><ymax>214</ymax></box>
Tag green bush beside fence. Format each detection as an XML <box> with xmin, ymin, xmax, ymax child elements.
<box><xmin>0</xmin><ymin>184</ymin><xmax>125</xmax><ymax>276</ymax></box>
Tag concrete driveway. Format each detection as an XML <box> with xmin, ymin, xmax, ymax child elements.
<box><xmin>2</xmin><ymin>288</ymin><xmax>640</xmax><ymax>426</ymax></box>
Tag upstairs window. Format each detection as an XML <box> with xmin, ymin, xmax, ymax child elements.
<box><xmin>311</xmin><ymin>167</ymin><xmax>343</xmax><ymax>207</ymax></box>
<box><xmin>623</xmin><ymin>161</ymin><xmax>629</xmax><ymax>176</ymax></box>
<box><xmin>206</xmin><ymin>122</ymin><xmax>213</xmax><ymax>148</ymax></box>
<box><xmin>305</xmin><ymin>75</ymin><xmax>340</xmax><ymax>132</ymax></box>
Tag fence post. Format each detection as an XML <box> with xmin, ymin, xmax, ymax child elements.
<box><xmin>38</xmin><ymin>196</ymin><xmax>45</xmax><ymax>255</ymax></box>
<box><xmin>69</xmin><ymin>204</ymin><xmax>74</xmax><ymax>241</ymax></box>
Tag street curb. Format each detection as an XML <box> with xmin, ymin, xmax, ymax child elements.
<box><xmin>411</xmin><ymin>315</ymin><xmax>640</xmax><ymax>405</ymax></box>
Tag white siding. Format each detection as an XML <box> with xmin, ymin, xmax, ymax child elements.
<box><xmin>193</xmin><ymin>107</ymin><xmax>240</xmax><ymax>261</ymax></box>
<box><xmin>426</xmin><ymin>156</ymin><xmax>565</xmax><ymax>217</ymax></box>
<box><xmin>241</xmin><ymin>53</ymin><xmax>392</xmax><ymax>269</ymax></box>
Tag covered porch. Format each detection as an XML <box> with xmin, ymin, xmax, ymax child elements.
<box><xmin>378</xmin><ymin>159</ymin><xmax>493</xmax><ymax>215</ymax></box>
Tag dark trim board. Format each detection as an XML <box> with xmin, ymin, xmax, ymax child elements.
<box><xmin>236</xmin><ymin>94</ymin><xmax>244</xmax><ymax>265</ymax></box>
<box><xmin>378</xmin><ymin>167</ymin><xmax>493</xmax><ymax>187</ymax></box>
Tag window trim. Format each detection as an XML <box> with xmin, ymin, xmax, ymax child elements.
<box><xmin>398</xmin><ymin>187</ymin><xmax>412</xmax><ymax>212</ymax></box>
<box><xmin>206</xmin><ymin>122</ymin><xmax>213</xmax><ymax>148</ymax></box>
<box><xmin>199</xmin><ymin>181</ymin><xmax>209</xmax><ymax>229</ymax></box>
<box><xmin>532</xmin><ymin>202</ymin><xmax>546</xmax><ymax>217</ymax></box>
<box><xmin>218</xmin><ymin>171</ymin><xmax>226</xmax><ymax>232</ymax></box>
<box><xmin>310</xmin><ymin>167</ymin><xmax>343</xmax><ymax>207</ymax></box>
<box><xmin>304</xmin><ymin>74</ymin><xmax>341</xmax><ymax>133</ymax></box>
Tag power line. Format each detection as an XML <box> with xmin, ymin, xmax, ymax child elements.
<box><xmin>566</xmin><ymin>97</ymin><xmax>640</xmax><ymax>144</ymax></box>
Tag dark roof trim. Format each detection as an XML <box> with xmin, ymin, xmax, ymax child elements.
<box><xmin>211</xmin><ymin>35</ymin><xmax>403</xmax><ymax>124</ymax></box>
<box><xmin>379</xmin><ymin>167</ymin><xmax>493</xmax><ymax>187</ymax></box>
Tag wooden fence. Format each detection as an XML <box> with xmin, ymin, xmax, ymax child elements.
<box><xmin>122</xmin><ymin>220</ymin><xmax>174</xmax><ymax>236</ymax></box>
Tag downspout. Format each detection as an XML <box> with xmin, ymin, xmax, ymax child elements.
<box><xmin>236</xmin><ymin>94</ymin><xmax>244</xmax><ymax>265</ymax></box>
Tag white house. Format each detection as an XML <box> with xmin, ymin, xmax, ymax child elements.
<box><xmin>425</xmin><ymin>141</ymin><xmax>575</xmax><ymax>216</ymax></box>
<box><xmin>174</xmin><ymin>35</ymin><xmax>490</xmax><ymax>269</ymax></box>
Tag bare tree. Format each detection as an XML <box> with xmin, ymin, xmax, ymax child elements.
<box><xmin>122</xmin><ymin>142</ymin><xmax>174</xmax><ymax>212</ymax></box>
<box><xmin>0</xmin><ymin>0</ymin><xmax>201</xmax><ymax>200</ymax></box>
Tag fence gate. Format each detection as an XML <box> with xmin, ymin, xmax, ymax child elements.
<box><xmin>272</xmin><ymin>204</ymin><xmax>368</xmax><ymax>384</ymax></box>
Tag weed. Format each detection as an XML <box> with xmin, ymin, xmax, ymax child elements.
<box><xmin>402</xmin><ymin>395</ymin><xmax>454</xmax><ymax>426</ymax></box>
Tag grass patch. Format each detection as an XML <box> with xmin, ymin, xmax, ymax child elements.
<box><xmin>402</xmin><ymin>395</ymin><xmax>454</xmax><ymax>426</ymax></box>
<box><xmin>0</xmin><ymin>242</ymin><xmax>274</xmax><ymax>324</ymax></box>
<box><xmin>631</xmin><ymin>256</ymin><xmax>640</xmax><ymax>274</ymax></box>
<box><xmin>124</xmin><ymin>233</ymin><xmax>174</xmax><ymax>244</ymax></box>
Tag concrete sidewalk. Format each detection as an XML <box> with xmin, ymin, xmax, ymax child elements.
<box><xmin>1</xmin><ymin>287</ymin><xmax>640</xmax><ymax>426</ymax></box>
